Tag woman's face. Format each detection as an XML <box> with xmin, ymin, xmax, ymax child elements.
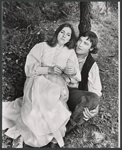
<box><xmin>57</xmin><ymin>27</ymin><xmax>72</xmax><ymax>46</ymax></box>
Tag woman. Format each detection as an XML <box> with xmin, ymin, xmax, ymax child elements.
<box><xmin>2</xmin><ymin>23</ymin><xmax>81</xmax><ymax>148</ymax></box>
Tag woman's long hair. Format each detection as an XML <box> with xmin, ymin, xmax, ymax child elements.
<box><xmin>47</xmin><ymin>23</ymin><xmax>76</xmax><ymax>49</ymax></box>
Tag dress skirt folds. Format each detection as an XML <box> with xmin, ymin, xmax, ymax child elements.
<box><xmin>3</xmin><ymin>75</ymin><xmax>71</xmax><ymax>147</ymax></box>
<box><xmin>2</xmin><ymin>42</ymin><xmax>81</xmax><ymax>147</ymax></box>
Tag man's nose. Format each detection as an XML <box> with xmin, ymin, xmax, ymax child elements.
<box><xmin>78</xmin><ymin>41</ymin><xmax>82</xmax><ymax>47</ymax></box>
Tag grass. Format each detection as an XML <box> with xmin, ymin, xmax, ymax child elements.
<box><xmin>63</xmin><ymin>9</ymin><xmax>119</xmax><ymax>148</ymax></box>
<box><xmin>2</xmin><ymin>3</ymin><xmax>119</xmax><ymax>148</ymax></box>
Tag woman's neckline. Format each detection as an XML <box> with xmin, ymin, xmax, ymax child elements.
<box><xmin>56</xmin><ymin>43</ymin><xmax>64</xmax><ymax>49</ymax></box>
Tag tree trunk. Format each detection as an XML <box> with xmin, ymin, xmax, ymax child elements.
<box><xmin>78</xmin><ymin>2</ymin><xmax>91</xmax><ymax>36</ymax></box>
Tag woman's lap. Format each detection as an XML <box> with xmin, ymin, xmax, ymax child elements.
<box><xmin>2</xmin><ymin>76</ymin><xmax>70</xmax><ymax>147</ymax></box>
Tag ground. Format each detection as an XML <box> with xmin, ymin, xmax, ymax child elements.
<box><xmin>64</xmin><ymin>9</ymin><xmax>118</xmax><ymax>148</ymax></box>
<box><xmin>2</xmin><ymin>3</ymin><xmax>119</xmax><ymax>148</ymax></box>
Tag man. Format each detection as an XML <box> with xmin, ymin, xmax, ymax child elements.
<box><xmin>64</xmin><ymin>31</ymin><xmax>102</xmax><ymax>133</ymax></box>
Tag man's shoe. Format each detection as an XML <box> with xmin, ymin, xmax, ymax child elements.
<box><xmin>12</xmin><ymin>136</ymin><xmax>23</xmax><ymax>148</ymax></box>
<box><xmin>50</xmin><ymin>142</ymin><xmax>59</xmax><ymax>148</ymax></box>
<box><xmin>66</xmin><ymin>122</ymin><xmax>76</xmax><ymax>134</ymax></box>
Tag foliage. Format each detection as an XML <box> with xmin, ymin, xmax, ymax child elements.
<box><xmin>2</xmin><ymin>1</ymin><xmax>79</xmax><ymax>101</ymax></box>
<box><xmin>3</xmin><ymin>1</ymin><xmax>78</xmax><ymax>29</ymax></box>
<box><xmin>90</xmin><ymin>1</ymin><xmax>118</xmax><ymax>17</ymax></box>
<box><xmin>2</xmin><ymin>2</ymin><xmax>118</xmax><ymax>148</ymax></box>
<box><xmin>108</xmin><ymin>1</ymin><xmax>118</xmax><ymax>11</ymax></box>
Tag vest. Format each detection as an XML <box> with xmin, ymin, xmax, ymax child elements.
<box><xmin>78</xmin><ymin>53</ymin><xmax>95</xmax><ymax>91</ymax></box>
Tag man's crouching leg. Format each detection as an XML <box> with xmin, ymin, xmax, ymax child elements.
<box><xmin>66</xmin><ymin>91</ymin><xmax>100</xmax><ymax>133</ymax></box>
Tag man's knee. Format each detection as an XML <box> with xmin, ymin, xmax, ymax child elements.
<box><xmin>79</xmin><ymin>91</ymin><xmax>100</xmax><ymax>110</ymax></box>
<box><xmin>86</xmin><ymin>92</ymin><xmax>100</xmax><ymax>109</ymax></box>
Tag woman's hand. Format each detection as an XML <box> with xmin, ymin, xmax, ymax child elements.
<box><xmin>63</xmin><ymin>66</ymin><xmax>76</xmax><ymax>76</ymax></box>
<box><xmin>48</xmin><ymin>66</ymin><xmax>63</xmax><ymax>75</ymax></box>
<box><xmin>83</xmin><ymin>105</ymin><xmax>99</xmax><ymax>121</ymax></box>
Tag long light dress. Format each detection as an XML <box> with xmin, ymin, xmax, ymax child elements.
<box><xmin>2</xmin><ymin>42</ymin><xmax>81</xmax><ymax>147</ymax></box>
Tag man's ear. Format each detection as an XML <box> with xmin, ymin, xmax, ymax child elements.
<box><xmin>89</xmin><ymin>48</ymin><xmax>93</xmax><ymax>52</ymax></box>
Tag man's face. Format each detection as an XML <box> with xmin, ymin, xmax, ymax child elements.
<box><xmin>76</xmin><ymin>36</ymin><xmax>92</xmax><ymax>55</ymax></box>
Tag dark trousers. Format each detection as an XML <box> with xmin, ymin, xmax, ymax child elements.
<box><xmin>67</xmin><ymin>87</ymin><xmax>100</xmax><ymax>126</ymax></box>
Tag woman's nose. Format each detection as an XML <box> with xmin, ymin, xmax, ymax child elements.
<box><xmin>63</xmin><ymin>33</ymin><xmax>66</xmax><ymax>38</ymax></box>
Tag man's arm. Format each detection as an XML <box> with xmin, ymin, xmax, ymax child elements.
<box><xmin>63</xmin><ymin>50</ymin><xmax>81</xmax><ymax>84</ymax></box>
<box><xmin>83</xmin><ymin>62</ymin><xmax>102</xmax><ymax>120</ymax></box>
<box><xmin>83</xmin><ymin>105</ymin><xmax>99</xmax><ymax>121</ymax></box>
<box><xmin>88</xmin><ymin>62</ymin><xmax>102</xmax><ymax>97</ymax></box>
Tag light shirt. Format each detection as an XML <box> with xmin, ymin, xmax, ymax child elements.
<box><xmin>25</xmin><ymin>42</ymin><xmax>81</xmax><ymax>84</ymax></box>
<box><xmin>68</xmin><ymin>55</ymin><xmax>102</xmax><ymax>97</ymax></box>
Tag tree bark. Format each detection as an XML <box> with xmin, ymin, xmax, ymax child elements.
<box><xmin>78</xmin><ymin>2</ymin><xmax>91</xmax><ymax>36</ymax></box>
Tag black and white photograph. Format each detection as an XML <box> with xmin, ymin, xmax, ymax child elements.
<box><xmin>2</xmin><ymin>1</ymin><xmax>120</xmax><ymax>148</ymax></box>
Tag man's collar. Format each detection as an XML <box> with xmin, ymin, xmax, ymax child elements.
<box><xmin>77</xmin><ymin>54</ymin><xmax>88</xmax><ymax>63</ymax></box>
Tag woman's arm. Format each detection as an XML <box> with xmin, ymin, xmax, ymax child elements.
<box><xmin>25</xmin><ymin>42</ymin><xmax>63</xmax><ymax>77</ymax></box>
<box><xmin>25</xmin><ymin>42</ymin><xmax>49</xmax><ymax>77</ymax></box>
<box><xmin>64</xmin><ymin>50</ymin><xmax>81</xmax><ymax>83</ymax></box>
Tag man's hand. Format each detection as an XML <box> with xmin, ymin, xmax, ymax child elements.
<box><xmin>83</xmin><ymin>105</ymin><xmax>99</xmax><ymax>121</ymax></box>
<box><xmin>48</xmin><ymin>66</ymin><xmax>63</xmax><ymax>75</ymax></box>
<box><xmin>63</xmin><ymin>66</ymin><xmax>76</xmax><ymax>76</ymax></box>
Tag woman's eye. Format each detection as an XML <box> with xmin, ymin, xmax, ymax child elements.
<box><xmin>67</xmin><ymin>34</ymin><xmax>71</xmax><ymax>36</ymax></box>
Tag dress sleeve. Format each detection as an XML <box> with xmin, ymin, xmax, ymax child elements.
<box><xmin>25</xmin><ymin>42</ymin><xmax>48</xmax><ymax>77</ymax></box>
<box><xmin>67</xmin><ymin>50</ymin><xmax>81</xmax><ymax>83</ymax></box>
<box><xmin>88</xmin><ymin>62</ymin><xmax>102</xmax><ymax>97</ymax></box>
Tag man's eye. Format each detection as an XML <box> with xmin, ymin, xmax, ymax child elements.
<box><xmin>84</xmin><ymin>42</ymin><xmax>89</xmax><ymax>45</ymax></box>
<box><xmin>67</xmin><ymin>34</ymin><xmax>71</xmax><ymax>36</ymax></box>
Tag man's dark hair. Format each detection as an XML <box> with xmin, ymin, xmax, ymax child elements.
<box><xmin>78</xmin><ymin>31</ymin><xmax>99</xmax><ymax>54</ymax></box>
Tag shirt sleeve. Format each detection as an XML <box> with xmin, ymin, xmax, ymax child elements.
<box><xmin>25</xmin><ymin>42</ymin><xmax>48</xmax><ymax>77</ymax></box>
<box><xmin>66</xmin><ymin>50</ymin><xmax>81</xmax><ymax>83</ymax></box>
<box><xmin>88</xmin><ymin>62</ymin><xmax>102</xmax><ymax>97</ymax></box>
